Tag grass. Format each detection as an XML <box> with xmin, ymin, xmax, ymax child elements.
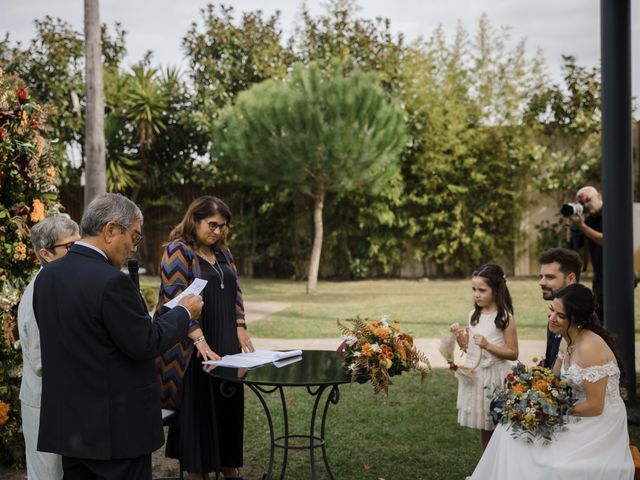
<box><xmin>5</xmin><ymin>369</ymin><xmax>640</xmax><ymax>479</ymax></box>
<box><xmin>141</xmin><ymin>275</ymin><xmax>640</xmax><ymax>340</ymax></box>
<box><xmin>4</xmin><ymin>369</ymin><xmax>640</xmax><ymax>479</ymax></box>
<box><xmin>240</xmin><ymin>369</ymin><xmax>640</xmax><ymax>479</ymax></box>
<box><xmin>4</xmin><ymin>277</ymin><xmax>640</xmax><ymax>478</ymax></box>
<box><xmin>240</xmin><ymin>369</ymin><xmax>481</xmax><ymax>480</ymax></box>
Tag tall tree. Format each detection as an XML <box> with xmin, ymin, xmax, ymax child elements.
<box><xmin>399</xmin><ymin>17</ymin><xmax>546</xmax><ymax>273</ymax></box>
<box><xmin>83</xmin><ymin>0</ymin><xmax>106</xmax><ymax>206</ymax></box>
<box><xmin>183</xmin><ymin>3</ymin><xmax>292</xmax><ymax>123</ymax></box>
<box><xmin>214</xmin><ymin>63</ymin><xmax>406</xmax><ymax>293</ymax></box>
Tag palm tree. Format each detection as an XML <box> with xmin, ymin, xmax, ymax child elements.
<box><xmin>83</xmin><ymin>0</ymin><xmax>106</xmax><ymax>206</ymax></box>
<box><xmin>124</xmin><ymin>65</ymin><xmax>169</xmax><ymax>201</ymax></box>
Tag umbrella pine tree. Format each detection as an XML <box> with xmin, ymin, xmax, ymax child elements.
<box><xmin>215</xmin><ymin>63</ymin><xmax>406</xmax><ymax>293</ymax></box>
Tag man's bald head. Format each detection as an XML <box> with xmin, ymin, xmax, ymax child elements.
<box><xmin>576</xmin><ymin>186</ymin><xmax>602</xmax><ymax>214</ymax></box>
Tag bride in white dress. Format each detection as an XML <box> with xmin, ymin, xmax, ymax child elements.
<box><xmin>469</xmin><ymin>284</ymin><xmax>634</xmax><ymax>480</ymax></box>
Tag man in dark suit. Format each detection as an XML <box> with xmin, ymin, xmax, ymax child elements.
<box><xmin>33</xmin><ymin>193</ymin><xmax>203</xmax><ymax>480</ymax></box>
<box><xmin>538</xmin><ymin>248</ymin><xmax>582</xmax><ymax>368</ymax></box>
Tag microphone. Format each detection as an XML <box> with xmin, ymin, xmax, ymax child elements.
<box><xmin>128</xmin><ymin>259</ymin><xmax>140</xmax><ymax>291</ymax></box>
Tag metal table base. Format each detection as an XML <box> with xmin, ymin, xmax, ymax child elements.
<box><xmin>247</xmin><ymin>383</ymin><xmax>341</xmax><ymax>480</ymax></box>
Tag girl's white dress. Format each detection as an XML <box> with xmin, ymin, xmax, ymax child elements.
<box><xmin>469</xmin><ymin>360</ymin><xmax>634</xmax><ymax>479</ymax></box>
<box><xmin>456</xmin><ymin>311</ymin><xmax>511</xmax><ymax>430</ymax></box>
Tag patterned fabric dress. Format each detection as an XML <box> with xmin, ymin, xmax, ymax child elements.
<box><xmin>155</xmin><ymin>239</ymin><xmax>245</xmax><ymax>474</ymax></box>
<box><xmin>456</xmin><ymin>310</ymin><xmax>511</xmax><ymax>430</ymax></box>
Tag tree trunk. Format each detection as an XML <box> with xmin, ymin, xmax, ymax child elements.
<box><xmin>306</xmin><ymin>193</ymin><xmax>324</xmax><ymax>294</ymax></box>
<box><xmin>83</xmin><ymin>0</ymin><xmax>106</xmax><ymax>207</ymax></box>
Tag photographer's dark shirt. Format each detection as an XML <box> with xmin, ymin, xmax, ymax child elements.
<box><xmin>585</xmin><ymin>211</ymin><xmax>603</xmax><ymax>292</ymax></box>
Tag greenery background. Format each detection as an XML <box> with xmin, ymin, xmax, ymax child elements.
<box><xmin>0</xmin><ymin>1</ymin><xmax>606</xmax><ymax>279</ymax></box>
<box><xmin>141</xmin><ymin>276</ymin><xmax>640</xmax><ymax>340</ymax></box>
<box><xmin>0</xmin><ymin>0</ymin><xmax>633</xmax><ymax>472</ymax></box>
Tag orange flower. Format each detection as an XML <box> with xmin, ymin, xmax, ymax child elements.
<box><xmin>533</xmin><ymin>379</ymin><xmax>549</xmax><ymax>391</ymax></box>
<box><xmin>511</xmin><ymin>383</ymin><xmax>527</xmax><ymax>395</ymax></box>
<box><xmin>366</xmin><ymin>320</ymin><xmax>381</xmax><ymax>331</ymax></box>
<box><xmin>0</xmin><ymin>401</ymin><xmax>10</xmax><ymax>426</ymax></box>
<box><xmin>31</xmin><ymin>199</ymin><xmax>45</xmax><ymax>222</ymax></box>
<box><xmin>362</xmin><ymin>343</ymin><xmax>374</xmax><ymax>357</ymax></box>
<box><xmin>36</xmin><ymin>135</ymin><xmax>45</xmax><ymax>159</ymax></box>
<box><xmin>374</xmin><ymin>327</ymin><xmax>391</xmax><ymax>339</ymax></box>
<box><xmin>380</xmin><ymin>344</ymin><xmax>394</xmax><ymax>359</ymax></box>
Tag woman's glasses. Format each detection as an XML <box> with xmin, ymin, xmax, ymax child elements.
<box><xmin>52</xmin><ymin>241</ymin><xmax>76</xmax><ymax>251</ymax></box>
<box><xmin>203</xmin><ymin>221</ymin><xmax>228</xmax><ymax>232</ymax></box>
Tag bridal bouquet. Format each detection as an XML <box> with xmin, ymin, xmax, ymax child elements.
<box><xmin>337</xmin><ymin>316</ymin><xmax>430</xmax><ymax>394</ymax></box>
<box><xmin>490</xmin><ymin>362</ymin><xmax>576</xmax><ymax>444</ymax></box>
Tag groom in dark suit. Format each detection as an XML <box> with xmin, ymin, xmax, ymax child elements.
<box><xmin>33</xmin><ymin>193</ymin><xmax>203</xmax><ymax>480</ymax></box>
<box><xmin>538</xmin><ymin>248</ymin><xmax>582</xmax><ymax>368</ymax></box>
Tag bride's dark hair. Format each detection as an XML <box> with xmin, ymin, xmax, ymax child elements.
<box><xmin>553</xmin><ymin>284</ymin><xmax>624</xmax><ymax>376</ymax></box>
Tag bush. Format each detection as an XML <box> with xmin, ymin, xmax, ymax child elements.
<box><xmin>0</xmin><ymin>69</ymin><xmax>61</xmax><ymax>466</ymax></box>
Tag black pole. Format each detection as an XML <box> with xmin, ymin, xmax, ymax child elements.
<box><xmin>600</xmin><ymin>0</ymin><xmax>635</xmax><ymax>404</ymax></box>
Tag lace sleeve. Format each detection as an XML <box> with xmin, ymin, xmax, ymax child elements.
<box><xmin>572</xmin><ymin>362</ymin><xmax>619</xmax><ymax>383</ymax></box>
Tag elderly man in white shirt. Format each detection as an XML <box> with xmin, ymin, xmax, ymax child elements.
<box><xmin>18</xmin><ymin>215</ymin><xmax>80</xmax><ymax>480</ymax></box>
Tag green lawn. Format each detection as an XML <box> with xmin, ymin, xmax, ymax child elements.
<box><xmin>142</xmin><ymin>276</ymin><xmax>640</xmax><ymax>340</ymax></box>
<box><xmin>4</xmin><ymin>277</ymin><xmax>640</xmax><ymax>478</ymax></box>
<box><xmin>159</xmin><ymin>369</ymin><xmax>640</xmax><ymax>480</ymax></box>
<box><xmin>5</xmin><ymin>369</ymin><xmax>640</xmax><ymax>479</ymax></box>
<box><xmin>239</xmin><ymin>370</ymin><xmax>483</xmax><ymax>480</ymax></box>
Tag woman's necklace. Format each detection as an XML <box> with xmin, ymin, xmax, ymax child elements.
<box><xmin>566</xmin><ymin>329</ymin><xmax>583</xmax><ymax>360</ymax></box>
<box><xmin>198</xmin><ymin>249</ymin><xmax>225</xmax><ymax>289</ymax></box>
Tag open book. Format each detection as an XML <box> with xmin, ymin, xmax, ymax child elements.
<box><xmin>203</xmin><ymin>349</ymin><xmax>303</xmax><ymax>369</ymax></box>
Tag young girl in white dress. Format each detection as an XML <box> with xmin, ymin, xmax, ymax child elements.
<box><xmin>455</xmin><ymin>264</ymin><xmax>519</xmax><ymax>451</ymax></box>
<box><xmin>469</xmin><ymin>284</ymin><xmax>633</xmax><ymax>479</ymax></box>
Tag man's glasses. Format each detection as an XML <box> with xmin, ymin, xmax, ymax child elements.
<box><xmin>203</xmin><ymin>221</ymin><xmax>228</xmax><ymax>232</ymax></box>
<box><xmin>116</xmin><ymin>223</ymin><xmax>143</xmax><ymax>247</ymax></box>
<box><xmin>132</xmin><ymin>232</ymin><xmax>143</xmax><ymax>247</ymax></box>
<box><xmin>52</xmin><ymin>241</ymin><xmax>76</xmax><ymax>251</ymax></box>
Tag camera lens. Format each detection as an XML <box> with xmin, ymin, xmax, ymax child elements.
<box><xmin>560</xmin><ymin>202</ymin><xmax>583</xmax><ymax>218</ymax></box>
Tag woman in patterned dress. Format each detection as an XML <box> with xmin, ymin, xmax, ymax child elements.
<box><xmin>155</xmin><ymin>196</ymin><xmax>253</xmax><ymax>480</ymax></box>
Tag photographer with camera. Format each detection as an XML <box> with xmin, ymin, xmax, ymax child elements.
<box><xmin>562</xmin><ymin>186</ymin><xmax>604</xmax><ymax>322</ymax></box>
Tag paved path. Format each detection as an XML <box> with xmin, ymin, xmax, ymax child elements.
<box><xmin>244</xmin><ymin>301</ymin><xmax>290</xmax><ymax>323</ymax></box>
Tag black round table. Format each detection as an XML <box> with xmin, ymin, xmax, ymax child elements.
<box><xmin>208</xmin><ymin>350</ymin><xmax>351</xmax><ymax>480</ymax></box>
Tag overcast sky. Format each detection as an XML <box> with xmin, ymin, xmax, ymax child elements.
<box><xmin>1</xmin><ymin>0</ymin><xmax>639</xmax><ymax>99</ymax></box>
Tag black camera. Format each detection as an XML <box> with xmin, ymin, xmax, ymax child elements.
<box><xmin>560</xmin><ymin>202</ymin><xmax>584</xmax><ymax>218</ymax></box>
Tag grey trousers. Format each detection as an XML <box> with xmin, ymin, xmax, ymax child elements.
<box><xmin>21</xmin><ymin>401</ymin><xmax>63</xmax><ymax>480</ymax></box>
